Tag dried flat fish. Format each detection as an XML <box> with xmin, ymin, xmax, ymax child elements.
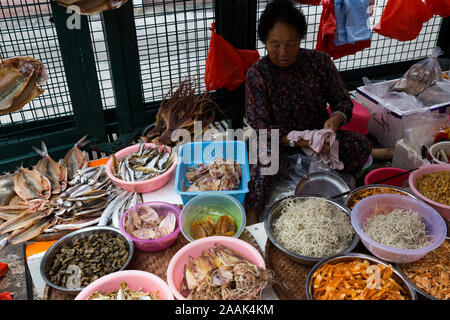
<box><xmin>64</xmin><ymin>135</ymin><xmax>89</xmax><ymax>181</ymax></box>
<box><xmin>0</xmin><ymin>56</ymin><xmax>48</xmax><ymax>115</ymax></box>
<box><xmin>0</xmin><ymin>173</ymin><xmax>16</xmax><ymax>205</ymax></box>
<box><xmin>56</xmin><ymin>0</ymin><xmax>128</xmax><ymax>15</ymax></box>
<box><xmin>14</xmin><ymin>168</ymin><xmax>51</xmax><ymax>201</ymax></box>
<box><xmin>33</xmin><ymin>141</ymin><xmax>68</xmax><ymax>194</ymax></box>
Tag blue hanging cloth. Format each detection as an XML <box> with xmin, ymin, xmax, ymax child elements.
<box><xmin>334</xmin><ymin>0</ymin><xmax>371</xmax><ymax>46</ymax></box>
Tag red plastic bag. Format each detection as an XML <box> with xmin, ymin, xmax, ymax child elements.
<box><xmin>0</xmin><ymin>292</ymin><xmax>13</xmax><ymax>300</ymax></box>
<box><xmin>293</xmin><ymin>0</ymin><xmax>321</xmax><ymax>5</ymax></box>
<box><xmin>425</xmin><ymin>0</ymin><xmax>450</xmax><ymax>18</ymax></box>
<box><xmin>205</xmin><ymin>23</ymin><xmax>260</xmax><ymax>92</ymax></box>
<box><xmin>374</xmin><ymin>0</ymin><xmax>433</xmax><ymax>41</ymax></box>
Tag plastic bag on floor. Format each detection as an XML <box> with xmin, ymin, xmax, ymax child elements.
<box><xmin>392</xmin><ymin>47</ymin><xmax>444</xmax><ymax>96</ymax></box>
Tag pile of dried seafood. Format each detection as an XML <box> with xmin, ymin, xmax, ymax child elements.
<box><xmin>183</xmin><ymin>158</ymin><xmax>242</xmax><ymax>192</ymax></box>
<box><xmin>123</xmin><ymin>205</ymin><xmax>176</xmax><ymax>240</ymax></box>
<box><xmin>180</xmin><ymin>243</ymin><xmax>273</xmax><ymax>300</ymax></box>
<box><xmin>0</xmin><ymin>136</ymin><xmax>141</xmax><ymax>249</ymax></box>
<box><xmin>143</xmin><ymin>78</ymin><xmax>225</xmax><ymax>146</ymax></box>
<box><xmin>0</xmin><ymin>56</ymin><xmax>48</xmax><ymax>115</ymax></box>
<box><xmin>111</xmin><ymin>142</ymin><xmax>174</xmax><ymax>182</ymax></box>
<box><xmin>88</xmin><ymin>282</ymin><xmax>160</xmax><ymax>300</ymax></box>
<box><xmin>47</xmin><ymin>231</ymin><xmax>129</xmax><ymax>288</ymax></box>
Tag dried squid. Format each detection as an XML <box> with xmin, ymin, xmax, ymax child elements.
<box><xmin>180</xmin><ymin>243</ymin><xmax>273</xmax><ymax>300</ymax></box>
<box><xmin>0</xmin><ymin>56</ymin><xmax>48</xmax><ymax>115</ymax></box>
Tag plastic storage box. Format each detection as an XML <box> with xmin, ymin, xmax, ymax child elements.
<box><xmin>392</xmin><ymin>138</ymin><xmax>431</xmax><ymax>171</ymax></box>
<box><xmin>355</xmin><ymin>81</ymin><xmax>450</xmax><ymax>147</ymax></box>
<box><xmin>174</xmin><ymin>140</ymin><xmax>250</xmax><ymax>205</ymax></box>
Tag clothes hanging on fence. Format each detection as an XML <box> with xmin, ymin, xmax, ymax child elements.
<box><xmin>287</xmin><ymin>129</ymin><xmax>344</xmax><ymax>170</ymax></box>
<box><xmin>316</xmin><ymin>0</ymin><xmax>371</xmax><ymax>60</ymax></box>
<box><xmin>373</xmin><ymin>0</ymin><xmax>433</xmax><ymax>41</ymax></box>
<box><xmin>333</xmin><ymin>0</ymin><xmax>371</xmax><ymax>46</ymax></box>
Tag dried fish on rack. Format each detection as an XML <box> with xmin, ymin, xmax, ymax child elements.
<box><xmin>0</xmin><ymin>56</ymin><xmax>48</xmax><ymax>115</ymax></box>
<box><xmin>143</xmin><ymin>78</ymin><xmax>225</xmax><ymax>146</ymax></box>
<box><xmin>55</xmin><ymin>0</ymin><xmax>128</xmax><ymax>15</ymax></box>
<box><xmin>112</xmin><ymin>142</ymin><xmax>174</xmax><ymax>182</ymax></box>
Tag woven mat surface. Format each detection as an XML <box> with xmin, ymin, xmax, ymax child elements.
<box><xmin>264</xmin><ymin>239</ymin><xmax>313</xmax><ymax>300</ymax></box>
<box><xmin>43</xmin><ymin>229</ymin><xmax>260</xmax><ymax>300</ymax></box>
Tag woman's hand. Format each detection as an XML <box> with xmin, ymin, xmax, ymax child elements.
<box><xmin>281</xmin><ymin>135</ymin><xmax>309</xmax><ymax>148</ymax></box>
<box><xmin>324</xmin><ymin>113</ymin><xmax>345</xmax><ymax>132</ymax></box>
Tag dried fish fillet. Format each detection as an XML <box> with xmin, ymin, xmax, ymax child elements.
<box><xmin>0</xmin><ymin>56</ymin><xmax>48</xmax><ymax>115</ymax></box>
<box><xmin>56</xmin><ymin>0</ymin><xmax>128</xmax><ymax>15</ymax></box>
<box><xmin>33</xmin><ymin>141</ymin><xmax>68</xmax><ymax>194</ymax></box>
<box><xmin>64</xmin><ymin>135</ymin><xmax>89</xmax><ymax>181</ymax></box>
<box><xmin>14</xmin><ymin>168</ymin><xmax>51</xmax><ymax>201</ymax></box>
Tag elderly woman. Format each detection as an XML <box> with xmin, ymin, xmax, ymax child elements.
<box><xmin>245</xmin><ymin>0</ymin><xmax>375</xmax><ymax>224</ymax></box>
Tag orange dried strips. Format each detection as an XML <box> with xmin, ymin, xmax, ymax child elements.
<box><xmin>348</xmin><ymin>187</ymin><xmax>408</xmax><ymax>209</ymax></box>
<box><xmin>311</xmin><ymin>260</ymin><xmax>409</xmax><ymax>300</ymax></box>
<box><xmin>191</xmin><ymin>215</ymin><xmax>236</xmax><ymax>240</ymax></box>
<box><xmin>401</xmin><ymin>239</ymin><xmax>449</xmax><ymax>300</ymax></box>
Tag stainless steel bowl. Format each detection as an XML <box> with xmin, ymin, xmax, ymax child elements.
<box><xmin>345</xmin><ymin>184</ymin><xmax>420</xmax><ymax>210</ymax></box>
<box><xmin>264</xmin><ymin>195</ymin><xmax>360</xmax><ymax>265</ymax></box>
<box><xmin>395</xmin><ymin>237</ymin><xmax>450</xmax><ymax>301</ymax></box>
<box><xmin>295</xmin><ymin>172</ymin><xmax>350</xmax><ymax>205</ymax></box>
<box><xmin>40</xmin><ymin>226</ymin><xmax>134</xmax><ymax>293</ymax></box>
<box><xmin>306</xmin><ymin>253</ymin><xmax>418</xmax><ymax>300</ymax></box>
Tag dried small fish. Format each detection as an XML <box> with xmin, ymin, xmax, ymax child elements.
<box><xmin>114</xmin><ymin>144</ymin><xmax>174</xmax><ymax>182</ymax></box>
<box><xmin>33</xmin><ymin>141</ymin><xmax>68</xmax><ymax>194</ymax></box>
<box><xmin>0</xmin><ymin>56</ymin><xmax>48</xmax><ymax>115</ymax></box>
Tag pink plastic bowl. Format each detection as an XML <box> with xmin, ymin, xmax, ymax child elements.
<box><xmin>409</xmin><ymin>164</ymin><xmax>450</xmax><ymax>221</ymax></box>
<box><xmin>166</xmin><ymin>236</ymin><xmax>266</xmax><ymax>300</ymax></box>
<box><xmin>351</xmin><ymin>194</ymin><xmax>447</xmax><ymax>264</ymax></box>
<box><xmin>119</xmin><ymin>201</ymin><xmax>181</xmax><ymax>252</ymax></box>
<box><xmin>364</xmin><ymin>167</ymin><xmax>408</xmax><ymax>187</ymax></box>
<box><xmin>105</xmin><ymin>142</ymin><xmax>177</xmax><ymax>193</ymax></box>
<box><xmin>74</xmin><ymin>270</ymin><xmax>174</xmax><ymax>300</ymax></box>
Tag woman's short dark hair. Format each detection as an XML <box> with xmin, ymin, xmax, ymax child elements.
<box><xmin>258</xmin><ymin>0</ymin><xmax>307</xmax><ymax>43</ymax></box>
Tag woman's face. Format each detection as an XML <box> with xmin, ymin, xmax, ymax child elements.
<box><xmin>265</xmin><ymin>22</ymin><xmax>300</xmax><ymax>68</ymax></box>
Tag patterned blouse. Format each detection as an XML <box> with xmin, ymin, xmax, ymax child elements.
<box><xmin>244</xmin><ymin>48</ymin><xmax>371</xmax><ymax>214</ymax></box>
